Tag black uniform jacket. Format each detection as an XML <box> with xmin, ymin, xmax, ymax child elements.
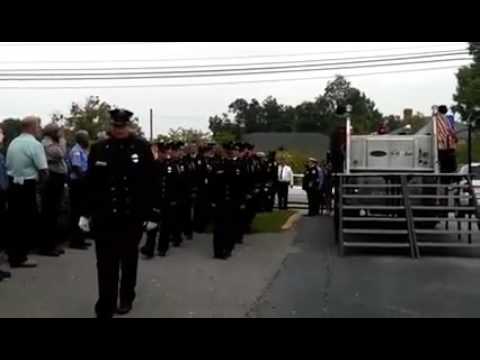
<box><xmin>83</xmin><ymin>135</ymin><xmax>154</xmax><ymax>224</ymax></box>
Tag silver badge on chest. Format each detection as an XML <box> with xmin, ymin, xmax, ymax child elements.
<box><xmin>131</xmin><ymin>153</ymin><xmax>139</xmax><ymax>163</ymax></box>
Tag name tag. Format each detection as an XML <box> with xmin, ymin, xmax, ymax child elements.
<box><xmin>95</xmin><ymin>161</ymin><xmax>107</xmax><ymax>167</ymax></box>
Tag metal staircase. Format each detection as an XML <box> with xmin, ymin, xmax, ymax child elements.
<box><xmin>335</xmin><ymin>173</ymin><xmax>480</xmax><ymax>258</ymax></box>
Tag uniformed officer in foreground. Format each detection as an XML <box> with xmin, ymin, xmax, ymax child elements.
<box><xmin>79</xmin><ymin>109</ymin><xmax>155</xmax><ymax>318</ymax></box>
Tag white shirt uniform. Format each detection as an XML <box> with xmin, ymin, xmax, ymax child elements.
<box><xmin>278</xmin><ymin>165</ymin><xmax>294</xmax><ymax>186</ymax></box>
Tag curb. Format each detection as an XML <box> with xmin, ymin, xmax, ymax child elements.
<box><xmin>281</xmin><ymin>212</ymin><xmax>302</xmax><ymax>231</ymax></box>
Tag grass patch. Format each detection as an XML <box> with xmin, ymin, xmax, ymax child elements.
<box><xmin>251</xmin><ymin>210</ymin><xmax>296</xmax><ymax>233</ymax></box>
<box><xmin>203</xmin><ymin>210</ymin><xmax>297</xmax><ymax>234</ymax></box>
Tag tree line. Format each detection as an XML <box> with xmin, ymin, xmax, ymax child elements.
<box><xmin>208</xmin><ymin>75</ymin><xmax>384</xmax><ymax>142</ymax></box>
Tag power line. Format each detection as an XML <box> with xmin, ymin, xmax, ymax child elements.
<box><xmin>0</xmin><ymin>43</ymin><xmax>467</xmax><ymax>64</ymax></box>
<box><xmin>0</xmin><ymin>50</ymin><xmax>468</xmax><ymax>73</ymax></box>
<box><xmin>0</xmin><ymin>42</ymin><xmax>165</xmax><ymax>47</ymax></box>
<box><xmin>0</xmin><ymin>65</ymin><xmax>462</xmax><ymax>90</ymax></box>
<box><xmin>0</xmin><ymin>57</ymin><xmax>470</xmax><ymax>81</ymax></box>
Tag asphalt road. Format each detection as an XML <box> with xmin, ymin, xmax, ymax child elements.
<box><xmin>2</xmin><ymin>213</ymin><xmax>480</xmax><ymax>317</ymax></box>
<box><xmin>0</xmin><ymin>229</ymin><xmax>296</xmax><ymax>318</ymax></box>
<box><xmin>250</xmin><ymin>216</ymin><xmax>480</xmax><ymax>317</ymax></box>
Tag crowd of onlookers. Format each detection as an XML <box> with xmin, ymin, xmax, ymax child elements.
<box><xmin>0</xmin><ymin>116</ymin><xmax>91</xmax><ymax>280</ymax></box>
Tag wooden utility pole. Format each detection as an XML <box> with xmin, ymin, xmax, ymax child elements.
<box><xmin>150</xmin><ymin>108</ymin><xmax>153</xmax><ymax>142</ymax></box>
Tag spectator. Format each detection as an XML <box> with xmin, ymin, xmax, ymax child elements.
<box><xmin>6</xmin><ymin>116</ymin><xmax>48</xmax><ymax>268</ymax></box>
<box><xmin>68</xmin><ymin>130</ymin><xmax>91</xmax><ymax>250</ymax></box>
<box><xmin>0</xmin><ymin>126</ymin><xmax>12</xmax><ymax>281</ymax></box>
<box><xmin>39</xmin><ymin>123</ymin><xmax>68</xmax><ymax>257</ymax></box>
<box><xmin>277</xmin><ymin>158</ymin><xmax>294</xmax><ymax>210</ymax></box>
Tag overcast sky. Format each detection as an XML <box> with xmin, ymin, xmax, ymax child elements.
<box><xmin>0</xmin><ymin>42</ymin><xmax>472</xmax><ymax>136</ymax></box>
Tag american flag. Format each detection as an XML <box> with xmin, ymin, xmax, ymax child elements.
<box><xmin>435</xmin><ymin>113</ymin><xmax>457</xmax><ymax>150</ymax></box>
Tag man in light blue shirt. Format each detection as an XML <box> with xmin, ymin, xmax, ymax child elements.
<box><xmin>5</xmin><ymin>116</ymin><xmax>48</xmax><ymax>268</ymax></box>
<box><xmin>6</xmin><ymin>122</ymin><xmax>48</xmax><ymax>184</ymax></box>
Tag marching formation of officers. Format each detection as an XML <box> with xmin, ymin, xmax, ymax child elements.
<box><xmin>142</xmin><ymin>137</ymin><xmax>281</xmax><ymax>260</ymax></box>
<box><xmin>0</xmin><ymin>108</ymin><xmax>330</xmax><ymax>318</ymax></box>
<box><xmin>75</xmin><ymin>109</ymin><xmax>282</xmax><ymax>317</ymax></box>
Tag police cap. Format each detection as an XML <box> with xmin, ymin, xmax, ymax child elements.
<box><xmin>109</xmin><ymin>108</ymin><xmax>134</xmax><ymax>127</ymax></box>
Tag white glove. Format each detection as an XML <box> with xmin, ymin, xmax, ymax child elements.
<box><xmin>144</xmin><ymin>221</ymin><xmax>158</xmax><ymax>231</ymax></box>
<box><xmin>78</xmin><ymin>217</ymin><xmax>91</xmax><ymax>233</ymax></box>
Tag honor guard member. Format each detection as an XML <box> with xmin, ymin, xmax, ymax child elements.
<box><xmin>210</xmin><ymin>143</ymin><xmax>247</xmax><ymax>259</ymax></box>
<box><xmin>302</xmin><ymin>157</ymin><xmax>323</xmax><ymax>217</ymax></box>
<box><xmin>80</xmin><ymin>108</ymin><xmax>155</xmax><ymax>318</ymax></box>
<box><xmin>265</xmin><ymin>151</ymin><xmax>278</xmax><ymax>212</ymax></box>
<box><xmin>243</xmin><ymin>143</ymin><xmax>259</xmax><ymax>233</ymax></box>
<box><xmin>141</xmin><ymin>142</ymin><xmax>184</xmax><ymax>258</ymax></box>
<box><xmin>182</xmin><ymin>143</ymin><xmax>199</xmax><ymax>239</ymax></box>
<box><xmin>194</xmin><ymin>142</ymin><xmax>215</xmax><ymax>233</ymax></box>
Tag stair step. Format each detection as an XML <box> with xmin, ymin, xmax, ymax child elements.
<box><xmin>417</xmin><ymin>242</ymin><xmax>480</xmax><ymax>248</ymax></box>
<box><xmin>408</xmin><ymin>185</ymin><xmax>471</xmax><ymax>189</ymax></box>
<box><xmin>344</xmin><ymin>242</ymin><xmax>410</xmax><ymax>248</ymax></box>
<box><xmin>413</xmin><ymin>217</ymin><xmax>478</xmax><ymax>222</ymax></box>
<box><xmin>343</xmin><ymin>205</ymin><xmax>405</xmax><ymax>210</ymax></box>
<box><xmin>343</xmin><ymin>195</ymin><xmax>404</xmax><ymax>199</ymax></box>
<box><xmin>342</xmin><ymin>184</ymin><xmax>402</xmax><ymax>189</ymax></box>
<box><xmin>411</xmin><ymin>206</ymin><xmax>477</xmax><ymax>211</ymax></box>
<box><xmin>415</xmin><ymin>229</ymin><xmax>478</xmax><ymax>235</ymax></box>
<box><xmin>409</xmin><ymin>195</ymin><xmax>473</xmax><ymax>199</ymax></box>
<box><xmin>343</xmin><ymin>229</ymin><xmax>409</xmax><ymax>235</ymax></box>
<box><xmin>343</xmin><ymin>217</ymin><xmax>407</xmax><ymax>222</ymax></box>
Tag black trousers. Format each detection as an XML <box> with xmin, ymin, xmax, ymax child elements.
<box><xmin>0</xmin><ymin>190</ymin><xmax>7</xmax><ymax>251</ymax></box>
<box><xmin>277</xmin><ymin>182</ymin><xmax>289</xmax><ymax>210</ymax></box>
<box><xmin>181</xmin><ymin>198</ymin><xmax>193</xmax><ymax>238</ymax></box>
<box><xmin>213</xmin><ymin>202</ymin><xmax>241</xmax><ymax>257</ymax></box>
<box><xmin>307</xmin><ymin>189</ymin><xmax>321</xmax><ymax>216</ymax></box>
<box><xmin>193</xmin><ymin>193</ymin><xmax>210</xmax><ymax>233</ymax></box>
<box><xmin>244</xmin><ymin>195</ymin><xmax>257</xmax><ymax>234</ymax></box>
<box><xmin>259</xmin><ymin>186</ymin><xmax>275</xmax><ymax>212</ymax></box>
<box><xmin>6</xmin><ymin>179</ymin><xmax>38</xmax><ymax>265</ymax></box>
<box><xmin>40</xmin><ymin>172</ymin><xmax>66</xmax><ymax>251</ymax></box>
<box><xmin>69</xmin><ymin>179</ymin><xmax>88</xmax><ymax>244</ymax></box>
<box><xmin>93</xmin><ymin>220</ymin><xmax>144</xmax><ymax>318</ymax></box>
<box><xmin>144</xmin><ymin>203</ymin><xmax>183</xmax><ymax>255</ymax></box>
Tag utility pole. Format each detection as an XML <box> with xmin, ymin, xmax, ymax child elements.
<box><xmin>149</xmin><ymin>108</ymin><xmax>153</xmax><ymax>142</ymax></box>
<box><xmin>468</xmin><ymin>114</ymin><xmax>472</xmax><ymax>175</ymax></box>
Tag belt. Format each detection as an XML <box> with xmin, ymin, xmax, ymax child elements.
<box><xmin>8</xmin><ymin>176</ymin><xmax>37</xmax><ymax>186</ymax></box>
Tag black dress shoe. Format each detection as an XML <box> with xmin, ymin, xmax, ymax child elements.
<box><xmin>56</xmin><ymin>248</ymin><xmax>66</xmax><ymax>255</ymax></box>
<box><xmin>116</xmin><ymin>303</ymin><xmax>132</xmax><ymax>315</ymax></box>
<box><xmin>158</xmin><ymin>251</ymin><xmax>167</xmax><ymax>257</ymax></box>
<box><xmin>0</xmin><ymin>270</ymin><xmax>12</xmax><ymax>277</ymax></box>
<box><xmin>213</xmin><ymin>255</ymin><xmax>227</xmax><ymax>260</ymax></box>
<box><xmin>37</xmin><ymin>250</ymin><xmax>60</xmax><ymax>257</ymax></box>
<box><xmin>140</xmin><ymin>247</ymin><xmax>154</xmax><ymax>258</ymax></box>
<box><xmin>173</xmin><ymin>242</ymin><xmax>181</xmax><ymax>247</ymax></box>
<box><xmin>10</xmin><ymin>260</ymin><xmax>38</xmax><ymax>268</ymax></box>
<box><xmin>0</xmin><ymin>270</ymin><xmax>12</xmax><ymax>280</ymax></box>
<box><xmin>70</xmin><ymin>243</ymin><xmax>89</xmax><ymax>250</ymax></box>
